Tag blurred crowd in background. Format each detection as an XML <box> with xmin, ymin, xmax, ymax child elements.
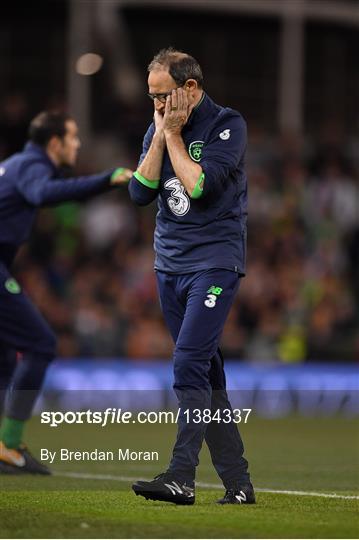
<box><xmin>0</xmin><ymin>92</ymin><xmax>358</xmax><ymax>363</ymax></box>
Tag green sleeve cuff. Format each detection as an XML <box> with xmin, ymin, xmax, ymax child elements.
<box><xmin>191</xmin><ymin>172</ymin><xmax>205</xmax><ymax>199</ymax></box>
<box><xmin>133</xmin><ymin>170</ymin><xmax>160</xmax><ymax>189</ymax></box>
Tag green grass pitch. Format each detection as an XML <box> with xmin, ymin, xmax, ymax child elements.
<box><xmin>0</xmin><ymin>416</ymin><xmax>358</xmax><ymax>538</ymax></box>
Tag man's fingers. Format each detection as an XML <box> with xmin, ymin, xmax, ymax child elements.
<box><xmin>163</xmin><ymin>89</ymin><xmax>188</xmax><ymax>131</ymax></box>
<box><xmin>176</xmin><ymin>89</ymin><xmax>184</xmax><ymax>111</ymax></box>
<box><xmin>181</xmin><ymin>88</ymin><xmax>188</xmax><ymax>111</ymax></box>
<box><xmin>171</xmin><ymin>89</ymin><xmax>178</xmax><ymax>111</ymax></box>
<box><xmin>165</xmin><ymin>95</ymin><xmax>171</xmax><ymax>116</ymax></box>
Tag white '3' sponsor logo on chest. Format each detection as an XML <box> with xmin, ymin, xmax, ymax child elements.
<box><xmin>219</xmin><ymin>129</ymin><xmax>231</xmax><ymax>140</ymax></box>
<box><xmin>164</xmin><ymin>177</ymin><xmax>190</xmax><ymax>216</ymax></box>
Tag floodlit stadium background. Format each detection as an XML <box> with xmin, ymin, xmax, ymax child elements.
<box><xmin>1</xmin><ymin>0</ymin><xmax>358</xmax><ymax>414</ymax></box>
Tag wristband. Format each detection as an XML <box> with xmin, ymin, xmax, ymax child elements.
<box><xmin>133</xmin><ymin>170</ymin><xmax>160</xmax><ymax>189</ymax></box>
<box><xmin>191</xmin><ymin>172</ymin><xmax>205</xmax><ymax>199</ymax></box>
<box><xmin>111</xmin><ymin>167</ymin><xmax>125</xmax><ymax>181</ymax></box>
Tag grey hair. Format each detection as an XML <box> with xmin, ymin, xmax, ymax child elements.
<box><xmin>148</xmin><ymin>47</ymin><xmax>204</xmax><ymax>88</ymax></box>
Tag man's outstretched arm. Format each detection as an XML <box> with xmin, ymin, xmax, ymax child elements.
<box><xmin>16</xmin><ymin>164</ymin><xmax>132</xmax><ymax>206</ymax></box>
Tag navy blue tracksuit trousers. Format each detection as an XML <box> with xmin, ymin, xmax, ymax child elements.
<box><xmin>0</xmin><ymin>261</ymin><xmax>55</xmax><ymax>420</ymax></box>
<box><xmin>156</xmin><ymin>269</ymin><xmax>249</xmax><ymax>487</ymax></box>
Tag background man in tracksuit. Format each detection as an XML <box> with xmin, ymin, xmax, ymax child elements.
<box><xmin>0</xmin><ymin>111</ymin><xmax>132</xmax><ymax>474</ymax></box>
<box><xmin>130</xmin><ymin>48</ymin><xmax>255</xmax><ymax>505</ymax></box>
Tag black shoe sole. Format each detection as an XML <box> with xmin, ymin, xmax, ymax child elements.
<box><xmin>0</xmin><ymin>460</ymin><xmax>52</xmax><ymax>475</ymax></box>
<box><xmin>0</xmin><ymin>461</ymin><xmax>24</xmax><ymax>474</ymax></box>
<box><xmin>132</xmin><ymin>482</ymin><xmax>195</xmax><ymax>506</ymax></box>
<box><xmin>217</xmin><ymin>499</ymin><xmax>256</xmax><ymax>505</ymax></box>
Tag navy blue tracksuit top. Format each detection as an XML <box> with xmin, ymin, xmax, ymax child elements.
<box><xmin>128</xmin><ymin>93</ymin><xmax>248</xmax><ymax>275</ymax></box>
<box><xmin>0</xmin><ymin>142</ymin><xmax>114</xmax><ymax>266</ymax></box>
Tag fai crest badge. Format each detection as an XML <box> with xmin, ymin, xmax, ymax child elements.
<box><xmin>189</xmin><ymin>140</ymin><xmax>204</xmax><ymax>162</ymax></box>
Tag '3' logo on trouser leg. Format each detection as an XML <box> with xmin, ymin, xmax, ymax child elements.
<box><xmin>204</xmin><ymin>285</ymin><xmax>223</xmax><ymax>308</ymax></box>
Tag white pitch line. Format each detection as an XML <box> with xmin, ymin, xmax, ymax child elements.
<box><xmin>54</xmin><ymin>471</ymin><xmax>359</xmax><ymax>501</ymax></box>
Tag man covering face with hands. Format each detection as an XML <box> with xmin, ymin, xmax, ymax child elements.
<box><xmin>130</xmin><ymin>47</ymin><xmax>254</xmax><ymax>506</ymax></box>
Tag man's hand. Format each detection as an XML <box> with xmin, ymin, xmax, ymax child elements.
<box><xmin>154</xmin><ymin>110</ymin><xmax>165</xmax><ymax>134</ymax></box>
<box><xmin>110</xmin><ymin>167</ymin><xmax>133</xmax><ymax>185</ymax></box>
<box><xmin>163</xmin><ymin>89</ymin><xmax>189</xmax><ymax>135</ymax></box>
<box><xmin>153</xmin><ymin>110</ymin><xmax>166</xmax><ymax>148</ymax></box>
